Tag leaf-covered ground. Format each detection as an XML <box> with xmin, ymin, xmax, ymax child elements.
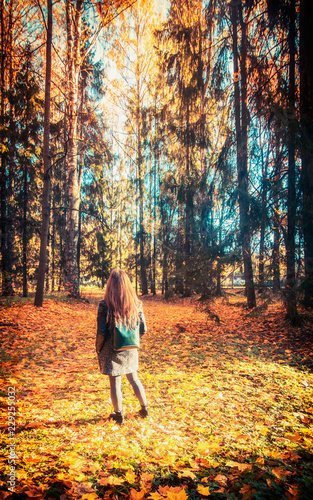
<box><xmin>0</xmin><ymin>291</ymin><xmax>313</xmax><ymax>500</ymax></box>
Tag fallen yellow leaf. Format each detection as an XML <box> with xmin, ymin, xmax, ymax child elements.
<box><xmin>148</xmin><ymin>493</ymin><xmax>163</xmax><ymax>500</ymax></box>
<box><xmin>197</xmin><ymin>484</ymin><xmax>211</xmax><ymax>496</ymax></box>
<box><xmin>130</xmin><ymin>489</ymin><xmax>145</xmax><ymax>500</ymax></box>
<box><xmin>125</xmin><ymin>470</ymin><xmax>137</xmax><ymax>483</ymax></box>
<box><xmin>178</xmin><ymin>470</ymin><xmax>196</xmax><ymax>480</ymax></box>
<box><xmin>214</xmin><ymin>475</ymin><xmax>227</xmax><ymax>487</ymax></box>
<box><xmin>167</xmin><ymin>489</ymin><xmax>188</xmax><ymax>500</ymax></box>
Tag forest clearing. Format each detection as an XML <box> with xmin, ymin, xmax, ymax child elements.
<box><xmin>1</xmin><ymin>0</ymin><xmax>313</xmax><ymax>324</ymax></box>
<box><xmin>1</xmin><ymin>291</ymin><xmax>313</xmax><ymax>499</ymax></box>
<box><xmin>1</xmin><ymin>2</ymin><xmax>313</xmax><ymax>496</ymax></box>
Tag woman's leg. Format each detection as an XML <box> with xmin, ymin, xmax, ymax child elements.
<box><xmin>108</xmin><ymin>375</ymin><xmax>123</xmax><ymax>412</ymax></box>
<box><xmin>126</xmin><ymin>371</ymin><xmax>147</xmax><ymax>407</ymax></box>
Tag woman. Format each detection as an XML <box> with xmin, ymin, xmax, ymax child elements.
<box><xmin>95</xmin><ymin>269</ymin><xmax>148</xmax><ymax>424</ymax></box>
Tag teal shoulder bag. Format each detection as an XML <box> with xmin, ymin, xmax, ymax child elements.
<box><xmin>112</xmin><ymin>322</ymin><xmax>140</xmax><ymax>351</ymax></box>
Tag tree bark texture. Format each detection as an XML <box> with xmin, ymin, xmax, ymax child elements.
<box><xmin>285</xmin><ymin>0</ymin><xmax>298</xmax><ymax>322</ymax></box>
<box><xmin>137</xmin><ymin>109</ymin><xmax>148</xmax><ymax>295</ymax></box>
<box><xmin>300</xmin><ymin>0</ymin><xmax>313</xmax><ymax>308</ymax></box>
<box><xmin>184</xmin><ymin>100</ymin><xmax>193</xmax><ymax>297</ymax></box>
<box><xmin>64</xmin><ymin>0</ymin><xmax>83</xmax><ymax>298</ymax></box>
<box><xmin>22</xmin><ymin>56</ymin><xmax>30</xmax><ymax>298</ymax></box>
<box><xmin>258</xmin><ymin>139</ymin><xmax>268</xmax><ymax>293</ymax></box>
<box><xmin>216</xmin><ymin>198</ymin><xmax>225</xmax><ymax>297</ymax></box>
<box><xmin>34</xmin><ymin>0</ymin><xmax>53</xmax><ymax>306</ymax></box>
<box><xmin>160</xmin><ymin>189</ymin><xmax>169</xmax><ymax>294</ymax></box>
<box><xmin>150</xmin><ymin>136</ymin><xmax>158</xmax><ymax>295</ymax></box>
<box><xmin>0</xmin><ymin>0</ymin><xmax>14</xmax><ymax>295</ymax></box>
<box><xmin>22</xmin><ymin>142</ymin><xmax>28</xmax><ymax>297</ymax></box>
<box><xmin>231</xmin><ymin>1</ymin><xmax>256</xmax><ymax>309</ymax></box>
<box><xmin>199</xmin><ymin>0</ymin><xmax>214</xmax><ymax>243</ymax></box>
<box><xmin>272</xmin><ymin>140</ymin><xmax>281</xmax><ymax>294</ymax></box>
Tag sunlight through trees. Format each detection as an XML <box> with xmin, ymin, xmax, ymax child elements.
<box><xmin>0</xmin><ymin>0</ymin><xmax>312</xmax><ymax>318</ymax></box>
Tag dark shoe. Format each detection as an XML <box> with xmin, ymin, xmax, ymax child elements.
<box><xmin>109</xmin><ymin>410</ymin><xmax>124</xmax><ymax>424</ymax></box>
<box><xmin>138</xmin><ymin>406</ymin><xmax>149</xmax><ymax>418</ymax></box>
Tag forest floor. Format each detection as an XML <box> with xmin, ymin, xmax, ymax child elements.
<box><xmin>0</xmin><ymin>290</ymin><xmax>313</xmax><ymax>500</ymax></box>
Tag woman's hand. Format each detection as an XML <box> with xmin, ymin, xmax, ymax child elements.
<box><xmin>96</xmin><ymin>333</ymin><xmax>105</xmax><ymax>353</ymax></box>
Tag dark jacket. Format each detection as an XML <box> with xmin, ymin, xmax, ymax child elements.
<box><xmin>95</xmin><ymin>300</ymin><xmax>147</xmax><ymax>354</ymax></box>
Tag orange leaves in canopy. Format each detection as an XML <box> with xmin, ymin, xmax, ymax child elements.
<box><xmin>96</xmin><ymin>2</ymin><xmax>102</xmax><ymax>15</ymax></box>
<box><xmin>96</xmin><ymin>0</ymin><xmax>135</xmax><ymax>24</ymax></box>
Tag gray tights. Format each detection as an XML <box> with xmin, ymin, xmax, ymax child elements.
<box><xmin>109</xmin><ymin>372</ymin><xmax>147</xmax><ymax>412</ymax></box>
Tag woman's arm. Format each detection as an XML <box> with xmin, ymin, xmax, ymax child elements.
<box><xmin>96</xmin><ymin>334</ymin><xmax>105</xmax><ymax>354</ymax></box>
<box><xmin>95</xmin><ymin>301</ymin><xmax>109</xmax><ymax>353</ymax></box>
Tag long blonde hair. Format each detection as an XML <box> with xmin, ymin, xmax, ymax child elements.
<box><xmin>104</xmin><ymin>269</ymin><xmax>141</xmax><ymax>329</ymax></box>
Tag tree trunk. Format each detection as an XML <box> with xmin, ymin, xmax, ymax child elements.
<box><xmin>184</xmin><ymin>100</ymin><xmax>193</xmax><ymax>297</ymax></box>
<box><xmin>22</xmin><ymin>55</ymin><xmax>30</xmax><ymax>298</ymax></box>
<box><xmin>216</xmin><ymin>197</ymin><xmax>225</xmax><ymax>297</ymax></box>
<box><xmin>135</xmin><ymin>194</ymin><xmax>138</xmax><ymax>295</ymax></box>
<box><xmin>151</xmin><ymin>132</ymin><xmax>158</xmax><ymax>295</ymax></box>
<box><xmin>64</xmin><ymin>0</ymin><xmax>83</xmax><ymax>298</ymax></box>
<box><xmin>199</xmin><ymin>15</ymin><xmax>207</xmax><ymax>243</ymax></box>
<box><xmin>160</xmin><ymin>187</ymin><xmax>169</xmax><ymax>295</ymax></box>
<box><xmin>300</xmin><ymin>0</ymin><xmax>313</xmax><ymax>308</ymax></box>
<box><xmin>34</xmin><ymin>0</ymin><xmax>53</xmax><ymax>306</ymax></box>
<box><xmin>216</xmin><ymin>260</ymin><xmax>222</xmax><ymax>295</ymax></box>
<box><xmin>175</xmin><ymin>203</ymin><xmax>184</xmax><ymax>295</ymax></box>
<box><xmin>22</xmin><ymin>149</ymin><xmax>28</xmax><ymax>297</ymax></box>
<box><xmin>258</xmin><ymin>228</ymin><xmax>265</xmax><ymax>293</ymax></box>
<box><xmin>0</xmin><ymin>0</ymin><xmax>7</xmax><ymax>295</ymax></box>
<box><xmin>199</xmin><ymin>0</ymin><xmax>214</xmax><ymax>243</ymax></box>
<box><xmin>162</xmin><ymin>249</ymin><xmax>168</xmax><ymax>294</ymax></box>
<box><xmin>77</xmin><ymin>69</ymin><xmax>85</xmax><ymax>283</ymax></box>
<box><xmin>231</xmin><ymin>1</ymin><xmax>256</xmax><ymax>309</ymax></box>
<box><xmin>45</xmin><ymin>236</ymin><xmax>50</xmax><ymax>292</ymax></box>
<box><xmin>0</xmin><ymin>0</ymin><xmax>14</xmax><ymax>296</ymax></box>
<box><xmin>137</xmin><ymin>101</ymin><xmax>148</xmax><ymax>295</ymax></box>
<box><xmin>258</xmin><ymin>137</ymin><xmax>268</xmax><ymax>293</ymax></box>
<box><xmin>77</xmin><ymin>202</ymin><xmax>81</xmax><ymax>282</ymax></box>
<box><xmin>51</xmin><ymin>192</ymin><xmax>55</xmax><ymax>292</ymax></box>
<box><xmin>272</xmin><ymin>139</ymin><xmax>281</xmax><ymax>294</ymax></box>
<box><xmin>285</xmin><ymin>0</ymin><xmax>299</xmax><ymax>322</ymax></box>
